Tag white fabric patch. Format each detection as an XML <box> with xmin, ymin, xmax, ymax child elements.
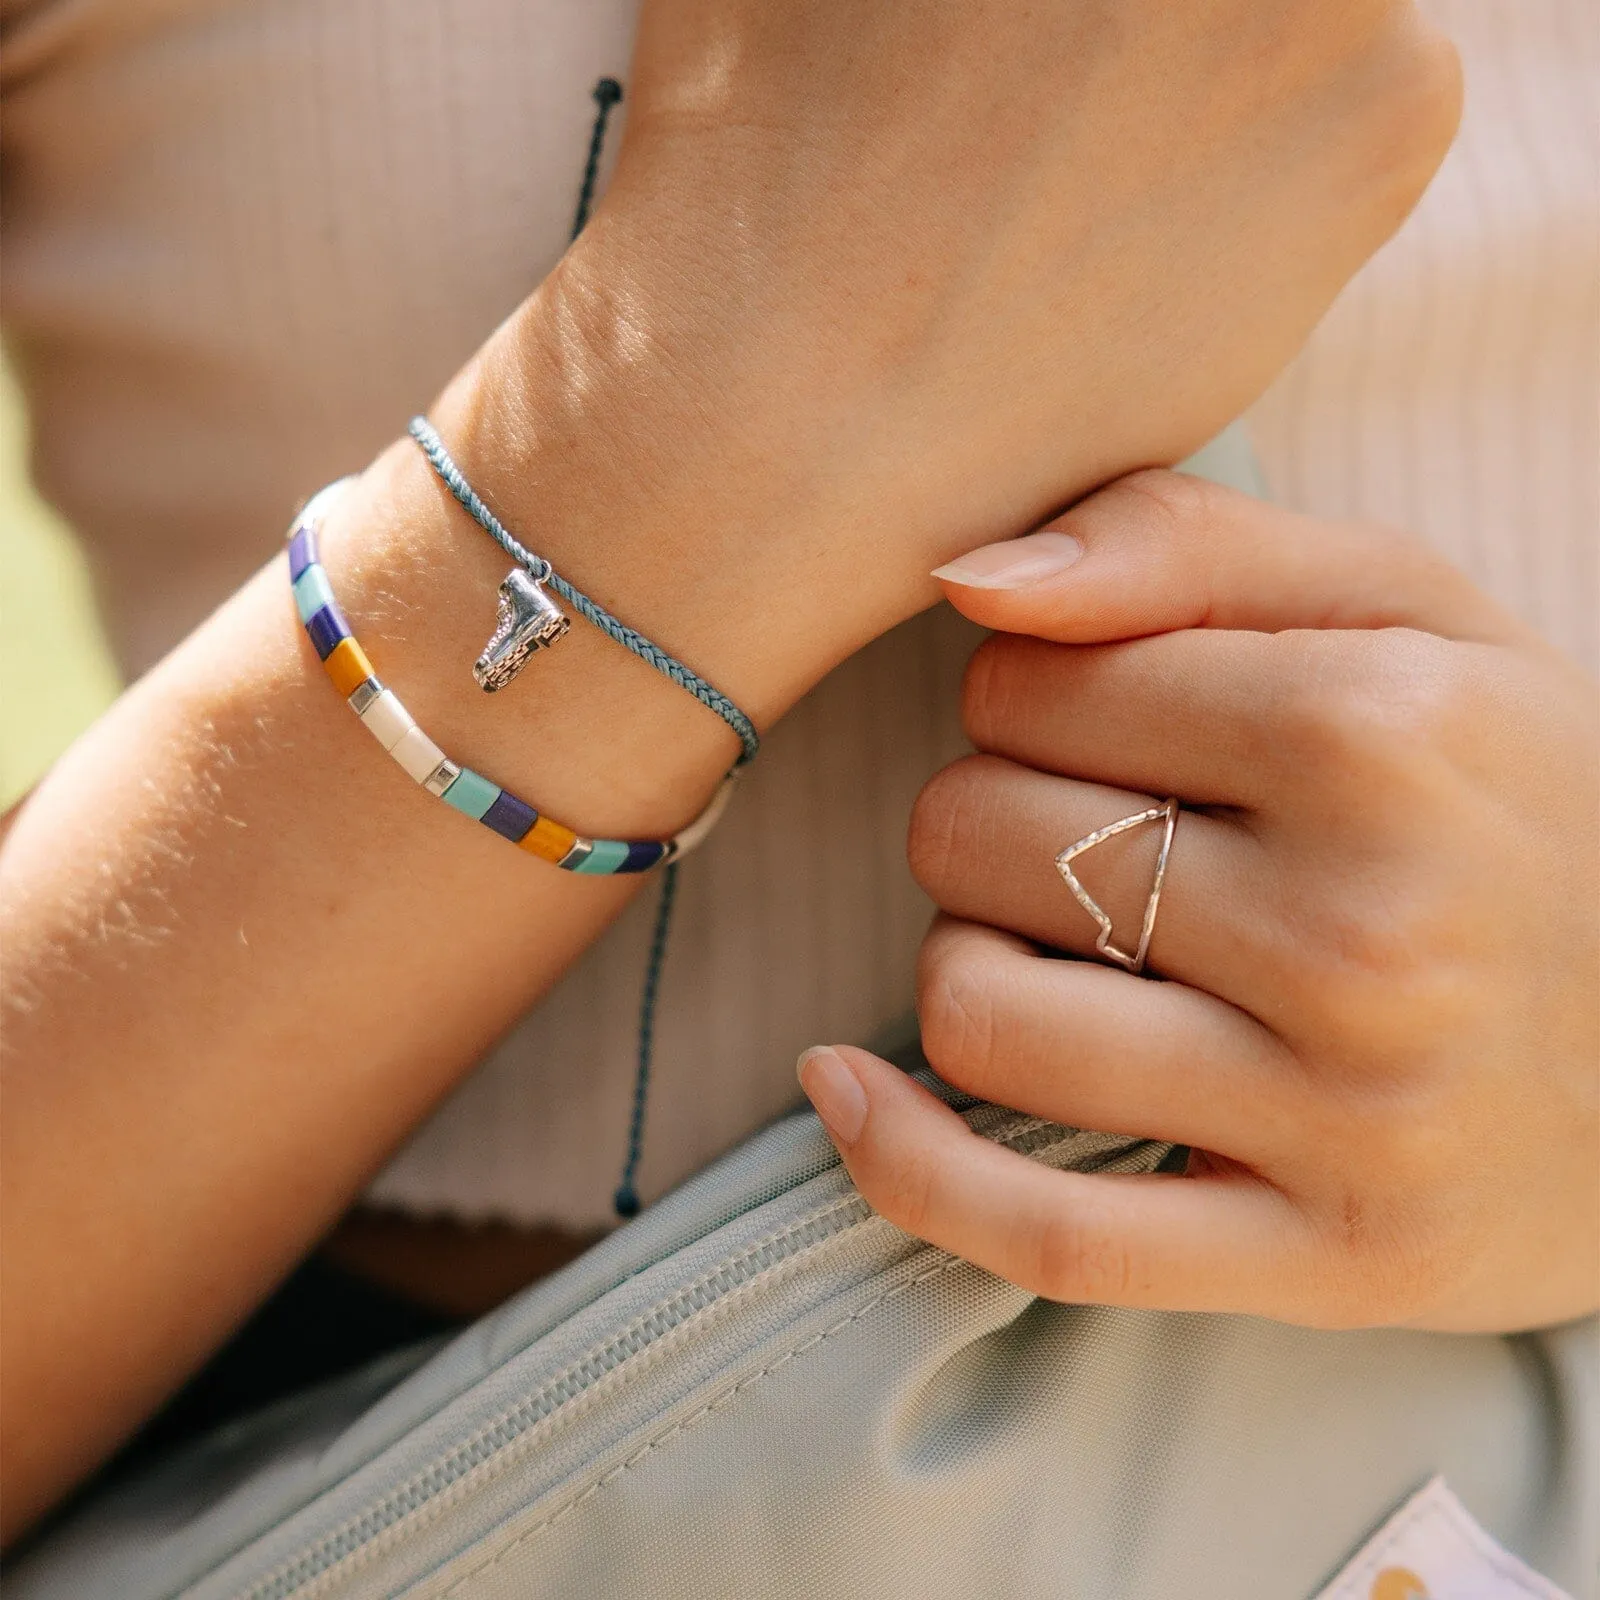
<box><xmin>1316</xmin><ymin>1477</ymin><xmax>1572</xmax><ymax>1600</ymax></box>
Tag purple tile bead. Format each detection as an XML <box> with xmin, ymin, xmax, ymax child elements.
<box><xmin>480</xmin><ymin>789</ymin><xmax>537</xmax><ymax>844</ymax></box>
<box><xmin>620</xmin><ymin>840</ymin><xmax>667</xmax><ymax>873</ymax></box>
<box><xmin>287</xmin><ymin>524</ymin><xmax>319</xmax><ymax>581</ymax></box>
<box><xmin>305</xmin><ymin>603</ymin><xmax>350</xmax><ymax>661</ymax></box>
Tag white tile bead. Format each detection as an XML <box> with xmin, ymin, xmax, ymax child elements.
<box><xmin>390</xmin><ymin>724</ymin><xmax>448</xmax><ymax>785</ymax></box>
<box><xmin>672</xmin><ymin>772</ymin><xmax>739</xmax><ymax>859</ymax></box>
<box><xmin>357</xmin><ymin>688</ymin><xmax>415</xmax><ymax>753</ymax></box>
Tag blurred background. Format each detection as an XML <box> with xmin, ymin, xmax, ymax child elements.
<box><xmin>0</xmin><ymin>353</ymin><xmax>119</xmax><ymax>810</ymax></box>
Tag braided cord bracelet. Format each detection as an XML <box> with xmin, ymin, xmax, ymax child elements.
<box><xmin>288</xmin><ymin>479</ymin><xmax>737</xmax><ymax>876</ymax></box>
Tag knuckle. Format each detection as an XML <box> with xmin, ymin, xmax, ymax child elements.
<box><xmin>1297</xmin><ymin>886</ymin><xmax>1422</xmax><ymax>984</ymax></box>
<box><xmin>1347</xmin><ymin>1086</ymin><xmax>1455</xmax><ymax>1188</ymax></box>
<box><xmin>1030</xmin><ymin>1200</ymin><xmax>1136</xmax><ymax>1305</ymax></box>
<box><xmin>1362</xmin><ymin>631</ymin><xmax>1475</xmax><ymax>744</ymax></box>
<box><xmin>1331</xmin><ymin>11</ymin><xmax>1464</xmax><ymax>223</ymax></box>
<box><xmin>1267</xmin><ymin>630</ymin><xmax>1468</xmax><ymax>785</ymax></box>
<box><xmin>906</xmin><ymin>756</ymin><xmax>997</xmax><ymax>899</ymax></box>
<box><xmin>1087</xmin><ymin>471</ymin><xmax>1253</xmax><ymax>629</ymax></box>
<box><xmin>1286</xmin><ymin>881</ymin><xmax>1471</xmax><ymax>1045</ymax></box>
<box><xmin>906</xmin><ymin>765</ymin><xmax>966</xmax><ymax>896</ymax></box>
<box><xmin>1264</xmin><ymin>653</ymin><xmax>1372</xmax><ymax>778</ymax></box>
<box><xmin>1070</xmin><ymin>469</ymin><xmax>1230</xmax><ymax>577</ymax></box>
<box><xmin>1109</xmin><ymin>466</ymin><xmax>1226</xmax><ymax>532</ymax></box>
<box><xmin>916</xmin><ymin>940</ymin><xmax>1003</xmax><ymax>1091</ymax></box>
<box><xmin>864</xmin><ymin>1143</ymin><xmax>942</xmax><ymax>1241</ymax></box>
<box><xmin>960</xmin><ymin>634</ymin><xmax>1033</xmax><ymax>750</ymax></box>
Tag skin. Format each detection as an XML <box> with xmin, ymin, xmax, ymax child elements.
<box><xmin>799</xmin><ymin>470</ymin><xmax>1600</xmax><ymax>1335</ymax></box>
<box><xmin>0</xmin><ymin>0</ymin><xmax>1459</xmax><ymax>1539</ymax></box>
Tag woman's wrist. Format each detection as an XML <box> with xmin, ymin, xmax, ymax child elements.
<box><xmin>312</xmin><ymin>257</ymin><xmax>988</xmax><ymax>841</ymax></box>
<box><xmin>481</xmin><ymin>250</ymin><xmax>962</xmax><ymax>701</ymax></box>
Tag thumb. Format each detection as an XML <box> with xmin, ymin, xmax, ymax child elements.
<box><xmin>931</xmin><ymin>470</ymin><xmax>1521</xmax><ymax>645</ymax></box>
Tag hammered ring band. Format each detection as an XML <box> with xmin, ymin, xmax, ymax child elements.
<box><xmin>1053</xmin><ymin>798</ymin><xmax>1179</xmax><ymax>976</ymax></box>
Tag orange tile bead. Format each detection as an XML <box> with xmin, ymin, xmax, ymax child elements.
<box><xmin>323</xmin><ymin>637</ymin><xmax>375</xmax><ymax>698</ymax></box>
<box><xmin>519</xmin><ymin>814</ymin><xmax>578</xmax><ymax>864</ymax></box>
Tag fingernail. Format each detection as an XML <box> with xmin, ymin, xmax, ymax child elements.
<box><xmin>797</xmin><ymin>1047</ymin><xmax>868</xmax><ymax>1146</ymax></box>
<box><xmin>931</xmin><ymin>530</ymin><xmax>1083</xmax><ymax>590</ymax></box>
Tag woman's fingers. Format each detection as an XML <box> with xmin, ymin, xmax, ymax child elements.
<box><xmin>933</xmin><ymin>469</ymin><xmax>1526</xmax><ymax>646</ymax></box>
<box><xmin>916</xmin><ymin>917</ymin><xmax>1299</xmax><ymax>1163</ymax></box>
<box><xmin>960</xmin><ymin>626</ymin><xmax>1291</xmax><ymax>807</ymax></box>
<box><xmin>909</xmin><ymin>754</ymin><xmax>1278</xmax><ymax>1004</ymax></box>
<box><xmin>958</xmin><ymin>620</ymin><xmax>1494</xmax><ymax>819</ymax></box>
<box><xmin>798</xmin><ymin>1045</ymin><xmax>1316</xmax><ymax>1317</ymax></box>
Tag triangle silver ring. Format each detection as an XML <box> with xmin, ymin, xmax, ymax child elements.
<box><xmin>1053</xmin><ymin>798</ymin><xmax>1180</xmax><ymax>975</ymax></box>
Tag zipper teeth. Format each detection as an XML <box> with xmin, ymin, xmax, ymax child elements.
<box><xmin>232</xmin><ymin>1113</ymin><xmax>1058</xmax><ymax>1600</ymax></box>
<box><xmin>233</xmin><ymin>1190</ymin><xmax>872</xmax><ymax>1600</ymax></box>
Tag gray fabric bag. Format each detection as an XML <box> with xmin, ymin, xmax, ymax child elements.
<box><xmin>9</xmin><ymin>1069</ymin><xmax>1595</xmax><ymax>1599</ymax></box>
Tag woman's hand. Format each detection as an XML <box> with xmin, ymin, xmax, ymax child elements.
<box><xmin>799</xmin><ymin>473</ymin><xmax>1599</xmax><ymax>1334</ymax></box>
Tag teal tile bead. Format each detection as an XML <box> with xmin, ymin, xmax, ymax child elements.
<box><xmin>440</xmin><ymin>767</ymin><xmax>500</xmax><ymax>821</ymax></box>
<box><xmin>292</xmin><ymin>563</ymin><xmax>336</xmax><ymax>624</ymax></box>
<box><xmin>572</xmin><ymin>838</ymin><xmax>629</xmax><ymax>874</ymax></box>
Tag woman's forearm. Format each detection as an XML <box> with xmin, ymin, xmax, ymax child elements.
<box><xmin>2</xmin><ymin>227</ymin><xmax>1132</xmax><ymax>1528</ymax></box>
<box><xmin>0</xmin><ymin>288</ymin><xmax>954</xmax><ymax>1534</ymax></box>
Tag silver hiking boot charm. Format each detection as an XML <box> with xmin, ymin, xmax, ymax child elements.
<box><xmin>474</xmin><ymin>567</ymin><xmax>571</xmax><ymax>691</ymax></box>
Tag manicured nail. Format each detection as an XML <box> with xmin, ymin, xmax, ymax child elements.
<box><xmin>797</xmin><ymin>1047</ymin><xmax>868</xmax><ymax>1145</ymax></box>
<box><xmin>931</xmin><ymin>530</ymin><xmax>1083</xmax><ymax>590</ymax></box>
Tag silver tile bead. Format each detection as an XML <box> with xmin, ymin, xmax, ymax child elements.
<box><xmin>557</xmin><ymin>838</ymin><xmax>593</xmax><ymax>870</ymax></box>
<box><xmin>422</xmin><ymin>758</ymin><xmax>461</xmax><ymax>797</ymax></box>
<box><xmin>346</xmin><ymin>677</ymin><xmax>384</xmax><ymax>716</ymax></box>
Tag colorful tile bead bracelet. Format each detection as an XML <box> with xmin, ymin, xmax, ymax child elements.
<box><xmin>286</xmin><ymin>479</ymin><xmax>736</xmax><ymax>874</ymax></box>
